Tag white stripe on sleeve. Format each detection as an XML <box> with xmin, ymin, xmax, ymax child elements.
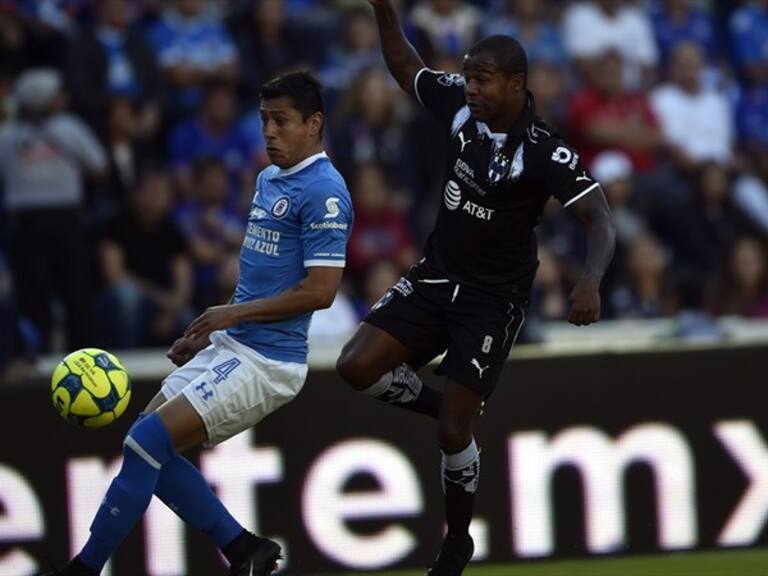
<box><xmin>563</xmin><ymin>182</ymin><xmax>600</xmax><ymax>208</ymax></box>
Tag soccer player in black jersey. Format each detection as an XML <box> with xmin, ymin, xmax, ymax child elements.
<box><xmin>337</xmin><ymin>1</ymin><xmax>616</xmax><ymax>575</ymax></box>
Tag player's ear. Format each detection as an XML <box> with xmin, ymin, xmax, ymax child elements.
<box><xmin>510</xmin><ymin>73</ymin><xmax>526</xmax><ymax>93</ymax></box>
<box><xmin>307</xmin><ymin>111</ymin><xmax>324</xmax><ymax>139</ymax></box>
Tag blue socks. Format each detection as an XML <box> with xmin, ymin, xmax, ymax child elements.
<box><xmin>154</xmin><ymin>454</ymin><xmax>243</xmax><ymax>548</ymax></box>
<box><xmin>78</xmin><ymin>413</ymin><xmax>244</xmax><ymax>572</ymax></box>
<box><xmin>80</xmin><ymin>412</ymin><xmax>176</xmax><ymax>570</ymax></box>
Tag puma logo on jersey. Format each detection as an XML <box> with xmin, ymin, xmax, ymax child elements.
<box><xmin>576</xmin><ymin>171</ymin><xmax>591</xmax><ymax>182</ymax></box>
<box><xmin>471</xmin><ymin>358</ymin><xmax>490</xmax><ymax>379</ymax></box>
<box><xmin>459</xmin><ymin>131</ymin><xmax>472</xmax><ymax>153</ymax></box>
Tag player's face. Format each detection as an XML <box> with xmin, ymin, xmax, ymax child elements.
<box><xmin>260</xmin><ymin>96</ymin><xmax>323</xmax><ymax>169</ymax></box>
<box><xmin>463</xmin><ymin>54</ymin><xmax>525</xmax><ymax>130</ymax></box>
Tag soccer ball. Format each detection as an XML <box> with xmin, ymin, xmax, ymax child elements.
<box><xmin>51</xmin><ymin>348</ymin><xmax>132</xmax><ymax>428</ymax></box>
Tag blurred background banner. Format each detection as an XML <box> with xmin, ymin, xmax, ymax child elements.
<box><xmin>3</xmin><ymin>342</ymin><xmax>768</xmax><ymax>575</ymax></box>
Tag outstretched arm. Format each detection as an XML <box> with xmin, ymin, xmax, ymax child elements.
<box><xmin>566</xmin><ymin>188</ymin><xmax>616</xmax><ymax>326</ymax></box>
<box><xmin>369</xmin><ymin>0</ymin><xmax>426</xmax><ymax>95</ymax></box>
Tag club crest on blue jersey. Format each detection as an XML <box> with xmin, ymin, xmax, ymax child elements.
<box><xmin>272</xmin><ymin>196</ymin><xmax>291</xmax><ymax>218</ymax></box>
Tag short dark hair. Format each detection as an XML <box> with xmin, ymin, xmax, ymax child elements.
<box><xmin>260</xmin><ymin>71</ymin><xmax>325</xmax><ymax>134</ymax></box>
<box><xmin>467</xmin><ymin>35</ymin><xmax>528</xmax><ymax>77</ymax></box>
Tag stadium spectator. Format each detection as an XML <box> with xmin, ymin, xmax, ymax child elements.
<box><xmin>530</xmin><ymin>245</ymin><xmax>569</xmax><ymax>322</ymax></box>
<box><xmin>409</xmin><ymin>0</ymin><xmax>481</xmax><ymax>59</ymax></box>
<box><xmin>733</xmin><ymin>144</ymin><xmax>768</xmax><ymax>236</ymax></box>
<box><xmin>230</xmin><ymin>0</ymin><xmax>317</xmax><ymax>101</ymax></box>
<box><xmin>527</xmin><ymin>59</ymin><xmax>568</xmax><ymax>131</ymax></box>
<box><xmin>0</xmin><ymin>69</ymin><xmax>107</xmax><ymax>352</ymax></box>
<box><xmin>566</xmin><ymin>49</ymin><xmax>662</xmax><ymax>172</ymax></box>
<box><xmin>174</xmin><ymin>158</ymin><xmax>245</xmax><ymax>310</ymax></box>
<box><xmin>0</xmin><ymin>251</ymin><xmax>30</xmax><ymax>384</ymax></box>
<box><xmin>0</xmin><ymin>2</ymin><xmax>68</xmax><ymax>75</ymax></box>
<box><xmin>148</xmin><ymin>0</ymin><xmax>239</xmax><ymax>118</ymax></box>
<box><xmin>562</xmin><ymin>0</ymin><xmax>658</xmax><ymax>88</ymax></box>
<box><xmin>102</xmin><ymin>97</ymin><xmax>157</xmax><ymax>211</ymax></box>
<box><xmin>709</xmin><ymin>237</ymin><xmax>768</xmax><ymax>318</ymax></box>
<box><xmin>608</xmin><ymin>233</ymin><xmax>673</xmax><ymax>319</ymax></box>
<box><xmin>330</xmin><ymin>66</ymin><xmax>415</xmax><ymax>191</ymax></box>
<box><xmin>66</xmin><ymin>0</ymin><xmax>162</xmax><ymax>143</ymax></box>
<box><xmin>98</xmin><ymin>170</ymin><xmax>193</xmax><ymax>348</ymax></box>
<box><xmin>650</xmin><ymin>0</ymin><xmax>720</xmax><ymax>71</ymax></box>
<box><xmin>483</xmin><ymin>0</ymin><xmax>567</xmax><ymax>68</ymax></box>
<box><xmin>686</xmin><ymin>162</ymin><xmax>746</xmax><ymax>270</ymax></box>
<box><xmin>319</xmin><ymin>6</ymin><xmax>382</xmax><ymax>93</ymax></box>
<box><xmin>346</xmin><ymin>162</ymin><xmax>416</xmax><ymax>286</ymax></box>
<box><xmin>168</xmin><ymin>80</ymin><xmax>256</xmax><ymax>205</ymax></box>
<box><xmin>728</xmin><ymin>0</ymin><xmax>768</xmax><ymax>86</ymax></box>
<box><xmin>591</xmin><ymin>150</ymin><xmax>646</xmax><ymax>246</ymax></box>
<box><xmin>650</xmin><ymin>41</ymin><xmax>733</xmax><ymax>172</ymax></box>
<box><xmin>736</xmin><ymin>84</ymin><xmax>768</xmax><ymax>150</ymax></box>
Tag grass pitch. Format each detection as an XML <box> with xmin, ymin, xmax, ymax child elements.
<box><xmin>331</xmin><ymin>548</ymin><xmax>768</xmax><ymax>576</ymax></box>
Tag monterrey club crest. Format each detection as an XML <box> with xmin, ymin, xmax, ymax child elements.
<box><xmin>272</xmin><ymin>196</ymin><xmax>290</xmax><ymax>218</ymax></box>
<box><xmin>488</xmin><ymin>151</ymin><xmax>511</xmax><ymax>184</ymax></box>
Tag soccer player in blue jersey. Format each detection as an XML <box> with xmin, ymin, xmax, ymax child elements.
<box><xmin>46</xmin><ymin>72</ymin><xmax>353</xmax><ymax>576</ymax></box>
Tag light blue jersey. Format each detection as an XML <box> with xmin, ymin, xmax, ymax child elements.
<box><xmin>227</xmin><ymin>152</ymin><xmax>353</xmax><ymax>363</ymax></box>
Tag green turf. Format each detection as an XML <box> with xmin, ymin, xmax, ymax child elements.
<box><xmin>327</xmin><ymin>548</ymin><xmax>768</xmax><ymax>576</ymax></box>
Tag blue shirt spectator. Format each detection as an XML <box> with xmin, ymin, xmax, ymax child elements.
<box><xmin>651</xmin><ymin>0</ymin><xmax>720</xmax><ymax>68</ymax></box>
<box><xmin>148</xmin><ymin>0</ymin><xmax>238</xmax><ymax>113</ymax></box>
<box><xmin>174</xmin><ymin>158</ymin><xmax>245</xmax><ymax>309</ymax></box>
<box><xmin>168</xmin><ymin>81</ymin><xmax>257</xmax><ymax>205</ymax></box>
<box><xmin>729</xmin><ymin>1</ymin><xmax>768</xmax><ymax>85</ymax></box>
<box><xmin>737</xmin><ymin>85</ymin><xmax>768</xmax><ymax>148</ymax></box>
<box><xmin>483</xmin><ymin>0</ymin><xmax>566</xmax><ymax>68</ymax></box>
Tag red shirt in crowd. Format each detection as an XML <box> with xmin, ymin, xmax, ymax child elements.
<box><xmin>566</xmin><ymin>87</ymin><xmax>660</xmax><ymax>172</ymax></box>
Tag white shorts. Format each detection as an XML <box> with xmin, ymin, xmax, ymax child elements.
<box><xmin>161</xmin><ymin>331</ymin><xmax>308</xmax><ymax>445</ymax></box>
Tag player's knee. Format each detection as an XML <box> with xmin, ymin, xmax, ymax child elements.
<box><xmin>438</xmin><ymin>417</ymin><xmax>473</xmax><ymax>453</ymax></box>
<box><xmin>122</xmin><ymin>412</ymin><xmax>176</xmax><ymax>470</ymax></box>
<box><xmin>336</xmin><ymin>349</ymin><xmax>374</xmax><ymax>391</ymax></box>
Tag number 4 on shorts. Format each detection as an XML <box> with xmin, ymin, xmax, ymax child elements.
<box><xmin>212</xmin><ymin>358</ymin><xmax>242</xmax><ymax>384</ymax></box>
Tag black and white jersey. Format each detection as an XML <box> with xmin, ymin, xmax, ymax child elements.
<box><xmin>413</xmin><ymin>68</ymin><xmax>601</xmax><ymax>299</ymax></box>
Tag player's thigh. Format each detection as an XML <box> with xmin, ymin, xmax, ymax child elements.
<box><xmin>180</xmin><ymin>332</ymin><xmax>307</xmax><ymax>446</ymax></box>
<box><xmin>344</xmin><ymin>274</ymin><xmax>449</xmax><ymax>380</ymax></box>
<box><xmin>338</xmin><ymin>322</ymin><xmax>416</xmax><ymax>386</ymax></box>
<box><xmin>439</xmin><ymin>297</ymin><xmax>527</xmax><ymax>398</ymax></box>
<box><xmin>157</xmin><ymin>341</ymin><xmax>218</xmax><ymax>408</ymax></box>
<box><xmin>156</xmin><ymin>393</ymin><xmax>208</xmax><ymax>452</ymax></box>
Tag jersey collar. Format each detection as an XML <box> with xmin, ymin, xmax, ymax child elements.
<box><xmin>276</xmin><ymin>151</ymin><xmax>328</xmax><ymax>177</ymax></box>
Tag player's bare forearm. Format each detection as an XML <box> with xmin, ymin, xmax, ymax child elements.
<box><xmin>571</xmin><ymin>188</ymin><xmax>616</xmax><ymax>281</ymax></box>
<box><xmin>184</xmin><ymin>267</ymin><xmax>343</xmax><ymax>338</ymax></box>
<box><xmin>370</xmin><ymin>0</ymin><xmax>425</xmax><ymax>95</ymax></box>
<box><xmin>567</xmin><ymin>188</ymin><xmax>616</xmax><ymax>325</ymax></box>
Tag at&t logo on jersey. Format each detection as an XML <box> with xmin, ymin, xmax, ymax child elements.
<box><xmin>444</xmin><ymin>180</ymin><xmax>461</xmax><ymax>210</ymax></box>
<box><xmin>444</xmin><ymin>179</ymin><xmax>495</xmax><ymax>221</ymax></box>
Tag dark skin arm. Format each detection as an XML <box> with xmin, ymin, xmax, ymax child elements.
<box><xmin>566</xmin><ymin>187</ymin><xmax>616</xmax><ymax>326</ymax></box>
<box><xmin>369</xmin><ymin>0</ymin><xmax>426</xmax><ymax>96</ymax></box>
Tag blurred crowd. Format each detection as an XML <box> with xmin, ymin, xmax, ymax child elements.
<box><xmin>1</xmin><ymin>0</ymin><xmax>768</xmax><ymax>377</ymax></box>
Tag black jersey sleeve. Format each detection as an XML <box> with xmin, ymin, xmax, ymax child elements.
<box><xmin>413</xmin><ymin>68</ymin><xmax>468</xmax><ymax>127</ymax></box>
<box><xmin>542</xmin><ymin>140</ymin><xmax>602</xmax><ymax>208</ymax></box>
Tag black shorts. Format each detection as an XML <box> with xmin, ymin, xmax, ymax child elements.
<box><xmin>364</xmin><ymin>261</ymin><xmax>528</xmax><ymax>397</ymax></box>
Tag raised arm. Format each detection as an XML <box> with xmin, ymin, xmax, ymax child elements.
<box><xmin>566</xmin><ymin>188</ymin><xmax>616</xmax><ymax>326</ymax></box>
<box><xmin>369</xmin><ymin>0</ymin><xmax>426</xmax><ymax>95</ymax></box>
